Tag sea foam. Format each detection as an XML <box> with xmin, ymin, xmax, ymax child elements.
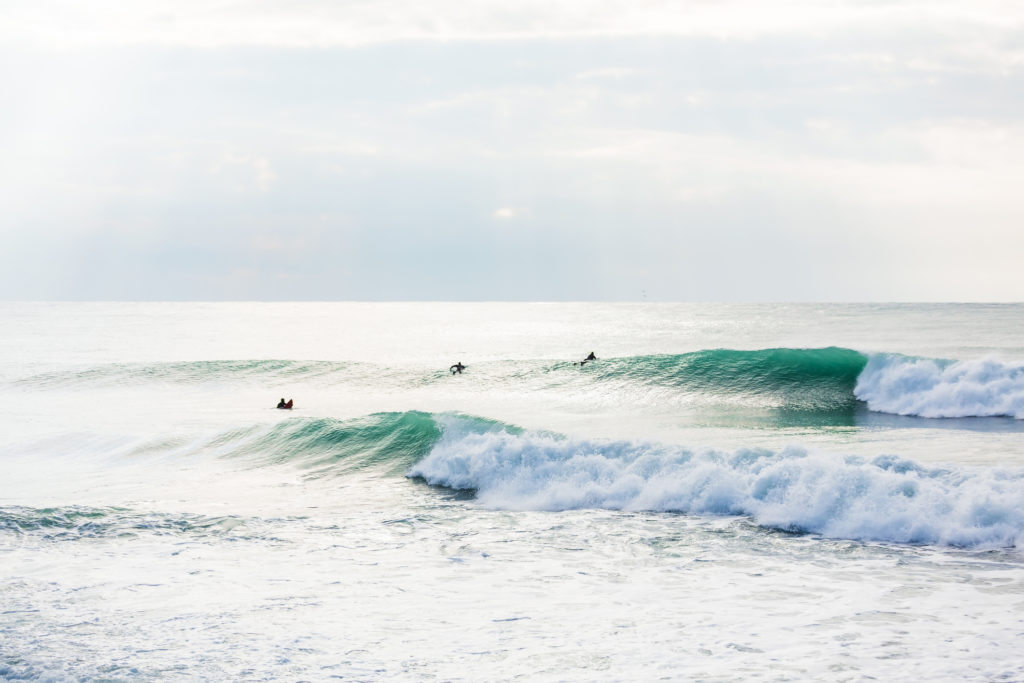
<box><xmin>409</xmin><ymin>416</ymin><xmax>1024</xmax><ymax>548</ymax></box>
<box><xmin>856</xmin><ymin>355</ymin><xmax>1024</xmax><ymax>419</ymax></box>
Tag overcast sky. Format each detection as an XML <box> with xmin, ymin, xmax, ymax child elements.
<box><xmin>2</xmin><ymin>0</ymin><xmax>1023</xmax><ymax>301</ymax></box>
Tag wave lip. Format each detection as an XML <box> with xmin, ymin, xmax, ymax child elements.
<box><xmin>409</xmin><ymin>417</ymin><xmax>1024</xmax><ymax>548</ymax></box>
<box><xmin>856</xmin><ymin>355</ymin><xmax>1024</xmax><ymax>419</ymax></box>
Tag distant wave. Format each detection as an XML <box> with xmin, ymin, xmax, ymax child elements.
<box><xmin>14</xmin><ymin>359</ymin><xmax>360</xmax><ymax>388</ymax></box>
<box><xmin>410</xmin><ymin>415</ymin><xmax>1024</xmax><ymax>549</ymax></box>
<box><xmin>12</xmin><ymin>348</ymin><xmax>1024</xmax><ymax>419</ymax></box>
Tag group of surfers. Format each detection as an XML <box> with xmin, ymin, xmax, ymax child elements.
<box><xmin>275</xmin><ymin>352</ymin><xmax>598</xmax><ymax>408</ymax></box>
<box><xmin>450</xmin><ymin>351</ymin><xmax>596</xmax><ymax>374</ymax></box>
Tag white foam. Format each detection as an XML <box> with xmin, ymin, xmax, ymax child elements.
<box><xmin>854</xmin><ymin>354</ymin><xmax>1024</xmax><ymax>419</ymax></box>
<box><xmin>409</xmin><ymin>418</ymin><xmax>1024</xmax><ymax>548</ymax></box>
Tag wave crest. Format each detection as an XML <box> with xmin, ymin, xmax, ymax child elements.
<box><xmin>409</xmin><ymin>417</ymin><xmax>1024</xmax><ymax>548</ymax></box>
<box><xmin>855</xmin><ymin>355</ymin><xmax>1024</xmax><ymax>419</ymax></box>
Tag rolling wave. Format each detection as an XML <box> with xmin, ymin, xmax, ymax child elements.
<box><xmin>575</xmin><ymin>347</ymin><xmax>868</xmax><ymax>411</ymax></box>
<box><xmin>6</xmin><ymin>411</ymin><xmax>1022</xmax><ymax>548</ymax></box>
<box><xmin>410</xmin><ymin>415</ymin><xmax>1024</xmax><ymax>548</ymax></box>
<box><xmin>11</xmin><ymin>348</ymin><xmax>1024</xmax><ymax>419</ymax></box>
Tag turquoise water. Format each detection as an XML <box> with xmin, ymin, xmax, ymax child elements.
<box><xmin>1</xmin><ymin>303</ymin><xmax>1023</xmax><ymax>680</ymax></box>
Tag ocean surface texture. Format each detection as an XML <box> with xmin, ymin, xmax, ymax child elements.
<box><xmin>2</xmin><ymin>302</ymin><xmax>1023</xmax><ymax>681</ymax></box>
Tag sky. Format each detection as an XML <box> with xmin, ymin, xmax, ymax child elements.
<box><xmin>2</xmin><ymin>0</ymin><xmax>1023</xmax><ymax>301</ymax></box>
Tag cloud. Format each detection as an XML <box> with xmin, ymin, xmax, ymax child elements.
<box><xmin>210</xmin><ymin>153</ymin><xmax>277</xmax><ymax>192</ymax></box>
<box><xmin>3</xmin><ymin>3</ymin><xmax>1024</xmax><ymax>300</ymax></box>
<box><xmin>5</xmin><ymin>0</ymin><xmax>1024</xmax><ymax>48</ymax></box>
<box><xmin>493</xmin><ymin>207</ymin><xmax>526</xmax><ymax>220</ymax></box>
<box><xmin>576</xmin><ymin>67</ymin><xmax>637</xmax><ymax>81</ymax></box>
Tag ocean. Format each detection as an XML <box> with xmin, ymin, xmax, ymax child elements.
<box><xmin>1</xmin><ymin>302</ymin><xmax>1022</xmax><ymax>681</ymax></box>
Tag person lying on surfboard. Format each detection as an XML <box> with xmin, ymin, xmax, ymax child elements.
<box><xmin>450</xmin><ymin>362</ymin><xmax>466</xmax><ymax>375</ymax></box>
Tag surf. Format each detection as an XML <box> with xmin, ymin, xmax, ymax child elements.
<box><xmin>410</xmin><ymin>414</ymin><xmax>1024</xmax><ymax>549</ymax></box>
<box><xmin>5</xmin><ymin>409</ymin><xmax>1024</xmax><ymax>549</ymax></box>
<box><xmin>854</xmin><ymin>354</ymin><xmax>1024</xmax><ymax>419</ymax></box>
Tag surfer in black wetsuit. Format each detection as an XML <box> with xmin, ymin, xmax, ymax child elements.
<box><xmin>277</xmin><ymin>398</ymin><xmax>287</xmax><ymax>409</ymax></box>
<box><xmin>450</xmin><ymin>362</ymin><xmax>466</xmax><ymax>375</ymax></box>
<box><xmin>579</xmin><ymin>351</ymin><xmax>597</xmax><ymax>366</ymax></box>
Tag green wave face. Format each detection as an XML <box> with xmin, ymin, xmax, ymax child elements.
<box><xmin>221</xmin><ymin>411</ymin><xmax>453</xmax><ymax>475</ymax></box>
<box><xmin>12</xmin><ymin>348</ymin><xmax>871</xmax><ymax>420</ymax></box>
<box><xmin>589</xmin><ymin>347</ymin><xmax>869</xmax><ymax>411</ymax></box>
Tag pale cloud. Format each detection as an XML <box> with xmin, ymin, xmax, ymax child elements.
<box><xmin>211</xmin><ymin>153</ymin><xmax>277</xmax><ymax>192</ymax></box>
<box><xmin>5</xmin><ymin>0</ymin><xmax>1024</xmax><ymax>48</ymax></box>
<box><xmin>2</xmin><ymin>0</ymin><xmax>1024</xmax><ymax>300</ymax></box>
<box><xmin>298</xmin><ymin>143</ymin><xmax>380</xmax><ymax>157</ymax></box>
<box><xmin>576</xmin><ymin>67</ymin><xmax>637</xmax><ymax>80</ymax></box>
<box><xmin>539</xmin><ymin>123</ymin><xmax>1024</xmax><ymax>211</ymax></box>
<box><xmin>493</xmin><ymin>207</ymin><xmax>525</xmax><ymax>220</ymax></box>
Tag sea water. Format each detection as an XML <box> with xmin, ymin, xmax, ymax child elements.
<box><xmin>1</xmin><ymin>302</ymin><xmax>1022</xmax><ymax>680</ymax></box>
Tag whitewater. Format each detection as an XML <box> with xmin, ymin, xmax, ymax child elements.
<box><xmin>2</xmin><ymin>302</ymin><xmax>1023</xmax><ymax>681</ymax></box>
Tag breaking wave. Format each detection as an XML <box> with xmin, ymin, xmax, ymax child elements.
<box><xmin>6</xmin><ymin>410</ymin><xmax>1023</xmax><ymax>548</ymax></box>
<box><xmin>854</xmin><ymin>355</ymin><xmax>1024</xmax><ymax>419</ymax></box>
<box><xmin>410</xmin><ymin>415</ymin><xmax>1024</xmax><ymax>548</ymax></box>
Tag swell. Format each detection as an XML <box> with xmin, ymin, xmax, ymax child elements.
<box><xmin>13</xmin><ymin>359</ymin><xmax>365</xmax><ymax>388</ymax></box>
<box><xmin>11</xmin><ymin>348</ymin><xmax>1024</xmax><ymax>419</ymax></box>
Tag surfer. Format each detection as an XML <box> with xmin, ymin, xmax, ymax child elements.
<box><xmin>277</xmin><ymin>398</ymin><xmax>293</xmax><ymax>409</ymax></box>
<box><xmin>579</xmin><ymin>351</ymin><xmax>597</xmax><ymax>366</ymax></box>
<box><xmin>450</xmin><ymin>362</ymin><xmax>466</xmax><ymax>375</ymax></box>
